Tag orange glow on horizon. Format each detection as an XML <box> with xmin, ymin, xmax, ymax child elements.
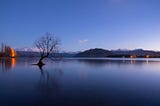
<box><xmin>11</xmin><ymin>48</ymin><xmax>17</xmax><ymax>57</ymax></box>
<box><xmin>146</xmin><ymin>55</ymin><xmax>150</xmax><ymax>58</ymax></box>
<box><xmin>130</xmin><ymin>55</ymin><xmax>136</xmax><ymax>58</ymax></box>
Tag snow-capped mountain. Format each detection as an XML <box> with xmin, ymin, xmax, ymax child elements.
<box><xmin>15</xmin><ymin>47</ymin><xmax>38</xmax><ymax>52</ymax></box>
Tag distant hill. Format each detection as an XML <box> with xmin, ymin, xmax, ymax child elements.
<box><xmin>16</xmin><ymin>51</ymin><xmax>40</xmax><ymax>57</ymax></box>
<box><xmin>75</xmin><ymin>48</ymin><xmax>160</xmax><ymax>58</ymax></box>
<box><xmin>15</xmin><ymin>48</ymin><xmax>160</xmax><ymax>58</ymax></box>
<box><xmin>75</xmin><ymin>48</ymin><xmax>112</xmax><ymax>57</ymax></box>
<box><xmin>16</xmin><ymin>51</ymin><xmax>76</xmax><ymax>57</ymax></box>
<box><xmin>111</xmin><ymin>49</ymin><xmax>160</xmax><ymax>57</ymax></box>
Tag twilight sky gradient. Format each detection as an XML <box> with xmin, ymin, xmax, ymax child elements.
<box><xmin>0</xmin><ymin>0</ymin><xmax>160</xmax><ymax>51</ymax></box>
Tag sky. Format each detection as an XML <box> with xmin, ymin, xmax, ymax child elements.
<box><xmin>0</xmin><ymin>0</ymin><xmax>160</xmax><ymax>52</ymax></box>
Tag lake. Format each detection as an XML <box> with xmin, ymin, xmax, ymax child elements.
<box><xmin>1</xmin><ymin>57</ymin><xmax>160</xmax><ymax>106</ymax></box>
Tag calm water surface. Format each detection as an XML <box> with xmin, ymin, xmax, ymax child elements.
<box><xmin>1</xmin><ymin>58</ymin><xmax>160</xmax><ymax>105</ymax></box>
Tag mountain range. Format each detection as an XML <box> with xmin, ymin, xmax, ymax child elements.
<box><xmin>16</xmin><ymin>48</ymin><xmax>160</xmax><ymax>58</ymax></box>
<box><xmin>75</xmin><ymin>48</ymin><xmax>160</xmax><ymax>58</ymax></box>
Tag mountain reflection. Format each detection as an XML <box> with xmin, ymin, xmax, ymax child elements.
<box><xmin>76</xmin><ymin>58</ymin><xmax>157</xmax><ymax>66</ymax></box>
<box><xmin>37</xmin><ymin>65</ymin><xmax>63</xmax><ymax>96</ymax></box>
<box><xmin>0</xmin><ymin>58</ymin><xmax>16</xmax><ymax>72</ymax></box>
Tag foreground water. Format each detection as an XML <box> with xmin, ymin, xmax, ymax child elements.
<box><xmin>1</xmin><ymin>58</ymin><xmax>160</xmax><ymax>105</ymax></box>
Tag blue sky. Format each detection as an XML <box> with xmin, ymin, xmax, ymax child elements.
<box><xmin>0</xmin><ymin>0</ymin><xmax>160</xmax><ymax>51</ymax></box>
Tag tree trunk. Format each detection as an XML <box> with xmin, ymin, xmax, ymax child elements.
<box><xmin>37</xmin><ymin>57</ymin><xmax>45</xmax><ymax>66</ymax></box>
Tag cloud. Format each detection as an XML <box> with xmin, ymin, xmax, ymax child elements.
<box><xmin>79</xmin><ymin>39</ymin><xmax>89</xmax><ymax>44</ymax></box>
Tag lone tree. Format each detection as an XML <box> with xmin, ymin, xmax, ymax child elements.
<box><xmin>34</xmin><ymin>32</ymin><xmax>60</xmax><ymax>66</ymax></box>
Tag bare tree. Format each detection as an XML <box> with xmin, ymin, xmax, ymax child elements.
<box><xmin>34</xmin><ymin>32</ymin><xmax>60</xmax><ymax>65</ymax></box>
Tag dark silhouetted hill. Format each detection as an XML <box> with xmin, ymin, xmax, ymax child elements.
<box><xmin>75</xmin><ymin>48</ymin><xmax>160</xmax><ymax>58</ymax></box>
<box><xmin>75</xmin><ymin>48</ymin><xmax>113</xmax><ymax>57</ymax></box>
<box><xmin>112</xmin><ymin>49</ymin><xmax>160</xmax><ymax>57</ymax></box>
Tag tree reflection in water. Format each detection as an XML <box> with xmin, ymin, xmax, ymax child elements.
<box><xmin>37</xmin><ymin>65</ymin><xmax>63</xmax><ymax>96</ymax></box>
<box><xmin>0</xmin><ymin>58</ymin><xmax>16</xmax><ymax>72</ymax></box>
